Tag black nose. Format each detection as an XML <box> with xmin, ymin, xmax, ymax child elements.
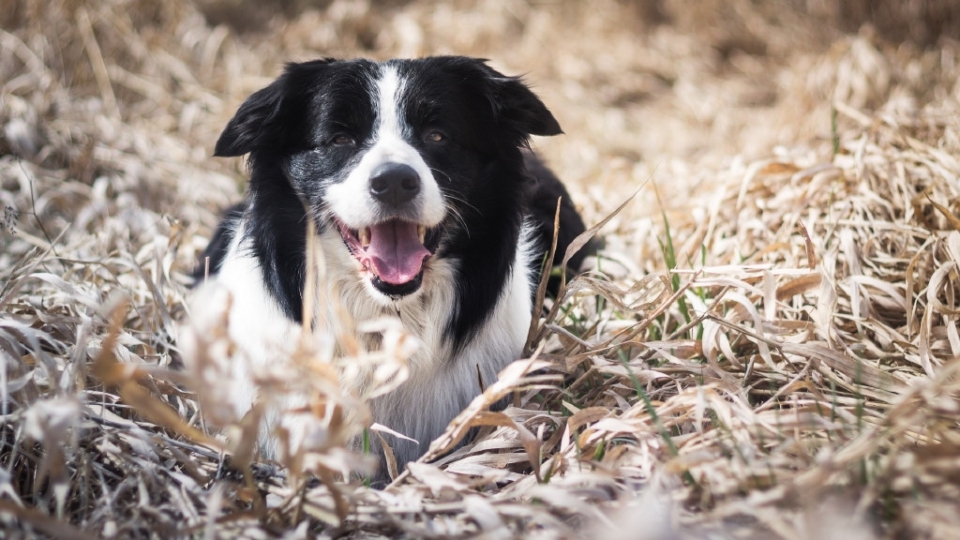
<box><xmin>369</xmin><ymin>163</ymin><xmax>420</xmax><ymax>206</ymax></box>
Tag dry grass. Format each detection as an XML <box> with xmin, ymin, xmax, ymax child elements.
<box><xmin>3</xmin><ymin>0</ymin><xmax>960</xmax><ymax>538</ymax></box>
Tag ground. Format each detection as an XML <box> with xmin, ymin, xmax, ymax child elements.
<box><xmin>2</xmin><ymin>1</ymin><xmax>960</xmax><ymax>538</ymax></box>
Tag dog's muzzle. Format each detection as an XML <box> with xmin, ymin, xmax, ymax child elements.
<box><xmin>333</xmin><ymin>162</ymin><xmax>443</xmax><ymax>298</ymax></box>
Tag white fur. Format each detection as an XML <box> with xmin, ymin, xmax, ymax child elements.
<box><xmin>194</xmin><ymin>222</ymin><xmax>299</xmax><ymax>419</ymax></box>
<box><xmin>186</xmin><ymin>211</ymin><xmax>537</xmax><ymax>467</ymax></box>
<box><xmin>182</xmin><ymin>217</ymin><xmax>304</xmax><ymax>457</ymax></box>
<box><xmin>367</xmin><ymin>224</ymin><xmax>537</xmax><ymax>466</ymax></box>
<box><xmin>324</xmin><ymin>66</ymin><xmax>445</xmax><ymax>229</ymax></box>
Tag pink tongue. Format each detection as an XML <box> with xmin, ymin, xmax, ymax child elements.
<box><xmin>365</xmin><ymin>221</ymin><xmax>431</xmax><ymax>285</ymax></box>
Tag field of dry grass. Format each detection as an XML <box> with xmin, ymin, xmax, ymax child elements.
<box><xmin>3</xmin><ymin>1</ymin><xmax>960</xmax><ymax>538</ymax></box>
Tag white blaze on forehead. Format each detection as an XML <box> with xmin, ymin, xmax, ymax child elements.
<box><xmin>324</xmin><ymin>64</ymin><xmax>445</xmax><ymax>229</ymax></box>
<box><xmin>375</xmin><ymin>65</ymin><xmax>406</xmax><ymax>141</ymax></box>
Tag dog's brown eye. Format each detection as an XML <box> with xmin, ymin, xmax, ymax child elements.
<box><xmin>333</xmin><ymin>135</ymin><xmax>355</xmax><ymax>146</ymax></box>
<box><xmin>426</xmin><ymin>131</ymin><xmax>445</xmax><ymax>143</ymax></box>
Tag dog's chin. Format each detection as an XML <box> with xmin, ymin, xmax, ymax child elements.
<box><xmin>370</xmin><ymin>272</ymin><xmax>424</xmax><ymax>299</ymax></box>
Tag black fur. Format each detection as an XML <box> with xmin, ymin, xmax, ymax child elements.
<box><xmin>191</xmin><ymin>203</ymin><xmax>246</xmax><ymax>283</ymax></box>
<box><xmin>522</xmin><ymin>150</ymin><xmax>594</xmax><ymax>289</ymax></box>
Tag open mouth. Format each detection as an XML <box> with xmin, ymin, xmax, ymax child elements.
<box><xmin>334</xmin><ymin>217</ymin><xmax>441</xmax><ymax>296</ymax></box>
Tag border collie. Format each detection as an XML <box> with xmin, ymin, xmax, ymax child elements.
<box><xmin>190</xmin><ymin>56</ymin><xmax>589</xmax><ymax>480</ymax></box>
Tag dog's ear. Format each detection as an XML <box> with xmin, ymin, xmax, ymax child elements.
<box><xmin>214</xmin><ymin>78</ymin><xmax>288</xmax><ymax>157</ymax></box>
<box><xmin>472</xmin><ymin>59</ymin><xmax>562</xmax><ymax>138</ymax></box>
<box><xmin>215</xmin><ymin>59</ymin><xmax>335</xmax><ymax>157</ymax></box>
<box><xmin>488</xmin><ymin>74</ymin><xmax>563</xmax><ymax>137</ymax></box>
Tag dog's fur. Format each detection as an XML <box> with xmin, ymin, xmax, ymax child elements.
<box><xmin>192</xmin><ymin>56</ymin><xmax>589</xmax><ymax>480</ymax></box>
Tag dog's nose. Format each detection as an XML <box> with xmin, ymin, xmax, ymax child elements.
<box><xmin>370</xmin><ymin>163</ymin><xmax>420</xmax><ymax>206</ymax></box>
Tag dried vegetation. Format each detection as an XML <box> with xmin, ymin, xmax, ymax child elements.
<box><xmin>2</xmin><ymin>0</ymin><xmax>960</xmax><ymax>538</ymax></box>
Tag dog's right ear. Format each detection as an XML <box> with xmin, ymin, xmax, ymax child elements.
<box><xmin>214</xmin><ymin>78</ymin><xmax>288</xmax><ymax>157</ymax></box>
<box><xmin>215</xmin><ymin>59</ymin><xmax>336</xmax><ymax>157</ymax></box>
<box><xmin>213</xmin><ymin>78</ymin><xmax>287</xmax><ymax>157</ymax></box>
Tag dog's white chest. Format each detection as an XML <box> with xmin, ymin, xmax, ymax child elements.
<box><xmin>186</xmin><ymin>220</ymin><xmax>535</xmax><ymax>467</ymax></box>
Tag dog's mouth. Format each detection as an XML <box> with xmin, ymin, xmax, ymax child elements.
<box><xmin>334</xmin><ymin>218</ymin><xmax>441</xmax><ymax>296</ymax></box>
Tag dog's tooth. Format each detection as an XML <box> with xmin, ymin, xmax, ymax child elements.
<box><xmin>359</xmin><ymin>228</ymin><xmax>371</xmax><ymax>247</ymax></box>
<box><xmin>418</xmin><ymin>225</ymin><xmax>426</xmax><ymax>243</ymax></box>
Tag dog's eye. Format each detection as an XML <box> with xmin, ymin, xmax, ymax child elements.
<box><xmin>425</xmin><ymin>131</ymin><xmax>445</xmax><ymax>144</ymax></box>
<box><xmin>332</xmin><ymin>135</ymin><xmax>355</xmax><ymax>146</ymax></box>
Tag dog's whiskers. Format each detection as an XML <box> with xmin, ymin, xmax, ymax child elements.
<box><xmin>445</xmin><ymin>193</ymin><xmax>483</xmax><ymax>218</ymax></box>
<box><xmin>444</xmin><ymin>204</ymin><xmax>470</xmax><ymax>238</ymax></box>
<box><xmin>430</xmin><ymin>168</ymin><xmax>484</xmax><ymax>216</ymax></box>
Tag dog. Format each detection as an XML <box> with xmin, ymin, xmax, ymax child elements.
<box><xmin>190</xmin><ymin>56</ymin><xmax>590</xmax><ymax>481</ymax></box>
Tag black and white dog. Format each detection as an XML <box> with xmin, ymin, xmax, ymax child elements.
<box><xmin>191</xmin><ymin>56</ymin><xmax>589</xmax><ymax>478</ymax></box>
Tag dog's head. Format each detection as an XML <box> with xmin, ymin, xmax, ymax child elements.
<box><xmin>215</xmin><ymin>57</ymin><xmax>561</xmax><ymax>300</ymax></box>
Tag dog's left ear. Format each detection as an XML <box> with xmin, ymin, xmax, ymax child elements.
<box><xmin>465</xmin><ymin>59</ymin><xmax>561</xmax><ymax>138</ymax></box>
<box><xmin>488</xmin><ymin>75</ymin><xmax>563</xmax><ymax>138</ymax></box>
